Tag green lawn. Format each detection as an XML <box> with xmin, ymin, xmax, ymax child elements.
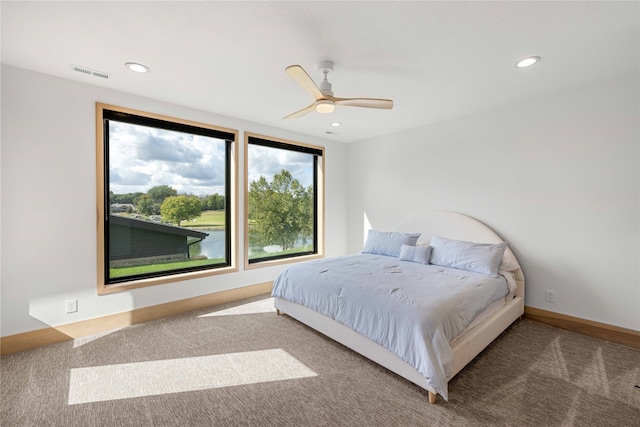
<box><xmin>181</xmin><ymin>210</ymin><xmax>225</xmax><ymax>228</ymax></box>
<box><xmin>110</xmin><ymin>258</ymin><xmax>224</xmax><ymax>279</ymax></box>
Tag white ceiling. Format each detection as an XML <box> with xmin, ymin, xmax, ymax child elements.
<box><xmin>2</xmin><ymin>1</ymin><xmax>638</xmax><ymax>143</ymax></box>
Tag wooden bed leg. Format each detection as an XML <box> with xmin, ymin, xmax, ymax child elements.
<box><xmin>276</xmin><ymin>309</ymin><xmax>280</xmax><ymax>315</ymax></box>
<box><xmin>428</xmin><ymin>391</ymin><xmax>436</xmax><ymax>404</ymax></box>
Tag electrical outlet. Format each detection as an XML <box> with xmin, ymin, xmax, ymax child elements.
<box><xmin>65</xmin><ymin>299</ymin><xmax>78</xmax><ymax>314</ymax></box>
<box><xmin>545</xmin><ymin>290</ymin><xmax>556</xmax><ymax>303</ymax></box>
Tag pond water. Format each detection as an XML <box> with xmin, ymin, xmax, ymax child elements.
<box><xmin>191</xmin><ymin>229</ymin><xmax>308</xmax><ymax>259</ymax></box>
<box><xmin>192</xmin><ymin>229</ymin><xmax>227</xmax><ymax>259</ymax></box>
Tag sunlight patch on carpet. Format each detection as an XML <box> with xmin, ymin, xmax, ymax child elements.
<box><xmin>198</xmin><ymin>297</ymin><xmax>276</xmax><ymax>317</ymax></box>
<box><xmin>68</xmin><ymin>348</ymin><xmax>316</xmax><ymax>404</ymax></box>
<box><xmin>530</xmin><ymin>336</ymin><xmax>570</xmax><ymax>381</ymax></box>
<box><xmin>574</xmin><ymin>347</ymin><xmax>610</xmax><ymax>397</ymax></box>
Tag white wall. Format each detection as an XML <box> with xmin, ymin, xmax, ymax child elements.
<box><xmin>347</xmin><ymin>76</ymin><xmax>639</xmax><ymax>331</ymax></box>
<box><xmin>0</xmin><ymin>65</ymin><xmax>349</xmax><ymax>337</ymax></box>
<box><xmin>3</xmin><ymin>65</ymin><xmax>637</xmax><ymax>337</ymax></box>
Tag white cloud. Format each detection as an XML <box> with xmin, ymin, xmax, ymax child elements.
<box><xmin>248</xmin><ymin>144</ymin><xmax>313</xmax><ymax>187</ymax></box>
<box><xmin>109</xmin><ymin>122</ymin><xmax>226</xmax><ymax>196</ymax></box>
<box><xmin>109</xmin><ymin>123</ymin><xmax>315</xmax><ymax>197</ymax></box>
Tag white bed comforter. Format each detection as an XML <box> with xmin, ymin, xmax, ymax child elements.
<box><xmin>271</xmin><ymin>253</ymin><xmax>509</xmax><ymax>400</ymax></box>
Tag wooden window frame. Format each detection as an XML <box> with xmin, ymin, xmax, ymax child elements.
<box><xmin>96</xmin><ymin>103</ymin><xmax>238</xmax><ymax>294</ymax></box>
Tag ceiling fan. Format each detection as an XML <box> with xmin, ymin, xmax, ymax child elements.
<box><xmin>283</xmin><ymin>60</ymin><xmax>394</xmax><ymax>119</ymax></box>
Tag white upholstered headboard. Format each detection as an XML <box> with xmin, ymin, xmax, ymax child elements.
<box><xmin>393</xmin><ymin>211</ymin><xmax>524</xmax><ymax>298</ymax></box>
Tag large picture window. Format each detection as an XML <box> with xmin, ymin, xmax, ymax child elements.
<box><xmin>245</xmin><ymin>134</ymin><xmax>324</xmax><ymax>266</ymax></box>
<box><xmin>97</xmin><ymin>104</ymin><xmax>237</xmax><ymax>292</ymax></box>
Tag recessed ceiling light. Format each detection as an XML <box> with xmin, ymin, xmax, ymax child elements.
<box><xmin>516</xmin><ymin>56</ymin><xmax>541</xmax><ymax>68</ymax></box>
<box><xmin>330</xmin><ymin>122</ymin><xmax>342</xmax><ymax>127</ymax></box>
<box><xmin>125</xmin><ymin>62</ymin><xmax>150</xmax><ymax>73</ymax></box>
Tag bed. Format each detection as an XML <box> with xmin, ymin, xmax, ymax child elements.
<box><xmin>272</xmin><ymin>211</ymin><xmax>524</xmax><ymax>404</ymax></box>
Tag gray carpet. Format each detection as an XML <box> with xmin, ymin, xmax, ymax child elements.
<box><xmin>2</xmin><ymin>294</ymin><xmax>639</xmax><ymax>426</ymax></box>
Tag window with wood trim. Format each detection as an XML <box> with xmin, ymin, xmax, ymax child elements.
<box><xmin>97</xmin><ymin>104</ymin><xmax>237</xmax><ymax>291</ymax></box>
<box><xmin>245</xmin><ymin>134</ymin><xmax>324</xmax><ymax>266</ymax></box>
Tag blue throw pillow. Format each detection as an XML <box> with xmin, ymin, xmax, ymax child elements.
<box><xmin>429</xmin><ymin>235</ymin><xmax>507</xmax><ymax>277</ymax></box>
<box><xmin>362</xmin><ymin>230</ymin><xmax>421</xmax><ymax>257</ymax></box>
<box><xmin>399</xmin><ymin>244</ymin><xmax>431</xmax><ymax>265</ymax></box>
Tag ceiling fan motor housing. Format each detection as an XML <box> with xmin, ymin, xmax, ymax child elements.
<box><xmin>318</xmin><ymin>60</ymin><xmax>334</xmax><ymax>97</ymax></box>
<box><xmin>319</xmin><ymin>79</ymin><xmax>333</xmax><ymax>97</ymax></box>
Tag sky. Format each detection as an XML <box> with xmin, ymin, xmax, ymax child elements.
<box><xmin>247</xmin><ymin>144</ymin><xmax>313</xmax><ymax>188</ymax></box>
<box><xmin>109</xmin><ymin>121</ymin><xmax>313</xmax><ymax>197</ymax></box>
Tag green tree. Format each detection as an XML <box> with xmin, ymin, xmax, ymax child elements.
<box><xmin>161</xmin><ymin>195</ymin><xmax>202</xmax><ymax>226</ymax></box>
<box><xmin>248</xmin><ymin>170</ymin><xmax>312</xmax><ymax>251</ymax></box>
<box><xmin>203</xmin><ymin>193</ymin><xmax>225</xmax><ymax>210</ymax></box>
<box><xmin>110</xmin><ymin>191</ymin><xmax>144</xmax><ymax>206</ymax></box>
<box><xmin>147</xmin><ymin>185</ymin><xmax>177</xmax><ymax>205</ymax></box>
<box><xmin>134</xmin><ymin>186</ymin><xmax>177</xmax><ymax>216</ymax></box>
<box><xmin>129</xmin><ymin>192</ymin><xmax>145</xmax><ymax>205</ymax></box>
<box><xmin>136</xmin><ymin>194</ymin><xmax>155</xmax><ymax>216</ymax></box>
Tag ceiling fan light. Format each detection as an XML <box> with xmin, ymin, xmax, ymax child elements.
<box><xmin>316</xmin><ymin>100</ymin><xmax>335</xmax><ymax>114</ymax></box>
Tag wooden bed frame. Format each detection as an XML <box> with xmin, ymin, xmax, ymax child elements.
<box><xmin>274</xmin><ymin>211</ymin><xmax>525</xmax><ymax>404</ymax></box>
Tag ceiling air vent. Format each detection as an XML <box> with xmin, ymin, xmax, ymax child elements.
<box><xmin>70</xmin><ymin>65</ymin><xmax>110</xmax><ymax>80</ymax></box>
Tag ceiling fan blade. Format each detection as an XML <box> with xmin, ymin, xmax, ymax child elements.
<box><xmin>334</xmin><ymin>97</ymin><xmax>394</xmax><ymax>109</ymax></box>
<box><xmin>285</xmin><ymin>65</ymin><xmax>324</xmax><ymax>100</ymax></box>
<box><xmin>283</xmin><ymin>102</ymin><xmax>317</xmax><ymax>120</ymax></box>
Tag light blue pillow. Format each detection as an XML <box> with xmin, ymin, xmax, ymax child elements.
<box><xmin>399</xmin><ymin>244</ymin><xmax>431</xmax><ymax>265</ymax></box>
<box><xmin>362</xmin><ymin>230</ymin><xmax>421</xmax><ymax>257</ymax></box>
<box><xmin>429</xmin><ymin>235</ymin><xmax>507</xmax><ymax>277</ymax></box>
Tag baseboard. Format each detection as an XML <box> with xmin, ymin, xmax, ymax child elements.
<box><xmin>0</xmin><ymin>282</ymin><xmax>273</xmax><ymax>356</ymax></box>
<box><xmin>524</xmin><ymin>306</ymin><xmax>640</xmax><ymax>349</ymax></box>
<box><xmin>5</xmin><ymin>292</ymin><xmax>635</xmax><ymax>355</ymax></box>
